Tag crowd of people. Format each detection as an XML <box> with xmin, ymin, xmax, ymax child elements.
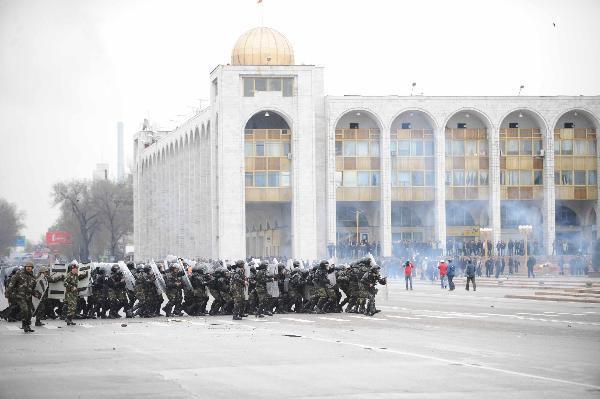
<box><xmin>1</xmin><ymin>256</ymin><xmax>387</xmax><ymax>333</ymax></box>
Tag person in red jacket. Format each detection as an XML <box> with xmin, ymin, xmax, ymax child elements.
<box><xmin>438</xmin><ymin>260</ymin><xmax>448</xmax><ymax>289</ymax></box>
<box><xmin>403</xmin><ymin>260</ymin><xmax>414</xmax><ymax>290</ymax></box>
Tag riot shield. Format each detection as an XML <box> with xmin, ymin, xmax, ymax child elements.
<box><xmin>150</xmin><ymin>260</ymin><xmax>167</xmax><ymax>294</ymax></box>
<box><xmin>327</xmin><ymin>270</ymin><xmax>337</xmax><ymax>286</ymax></box>
<box><xmin>47</xmin><ymin>263</ymin><xmax>67</xmax><ymax>300</ymax></box>
<box><xmin>31</xmin><ymin>275</ymin><xmax>48</xmax><ymax>314</ymax></box>
<box><xmin>266</xmin><ymin>262</ymin><xmax>280</xmax><ymax>298</ymax></box>
<box><xmin>77</xmin><ymin>262</ymin><xmax>92</xmax><ymax>297</ymax></box>
<box><xmin>177</xmin><ymin>258</ymin><xmax>193</xmax><ymax>290</ymax></box>
<box><xmin>244</xmin><ymin>261</ymin><xmax>250</xmax><ymax>300</ymax></box>
<box><xmin>0</xmin><ymin>266</ymin><xmax>19</xmax><ymax>296</ymax></box>
<box><xmin>118</xmin><ymin>261</ymin><xmax>136</xmax><ymax>291</ymax></box>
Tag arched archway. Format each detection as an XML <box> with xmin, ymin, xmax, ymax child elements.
<box><xmin>244</xmin><ymin>110</ymin><xmax>292</xmax><ymax>258</ymax></box>
<box><xmin>334</xmin><ymin>109</ymin><xmax>383</xmax><ymax>257</ymax></box>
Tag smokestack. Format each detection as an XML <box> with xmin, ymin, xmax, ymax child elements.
<box><xmin>117</xmin><ymin>121</ymin><xmax>124</xmax><ymax>181</ymax></box>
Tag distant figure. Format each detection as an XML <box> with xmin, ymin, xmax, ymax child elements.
<box><xmin>447</xmin><ymin>260</ymin><xmax>456</xmax><ymax>291</ymax></box>
<box><xmin>527</xmin><ymin>255</ymin><xmax>536</xmax><ymax>278</ymax></box>
<box><xmin>465</xmin><ymin>260</ymin><xmax>476</xmax><ymax>291</ymax></box>
<box><xmin>438</xmin><ymin>260</ymin><xmax>448</xmax><ymax>289</ymax></box>
<box><xmin>403</xmin><ymin>260</ymin><xmax>414</xmax><ymax>290</ymax></box>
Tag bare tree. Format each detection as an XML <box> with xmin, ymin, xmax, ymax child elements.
<box><xmin>92</xmin><ymin>177</ymin><xmax>133</xmax><ymax>258</ymax></box>
<box><xmin>0</xmin><ymin>198</ymin><xmax>24</xmax><ymax>256</ymax></box>
<box><xmin>51</xmin><ymin>181</ymin><xmax>99</xmax><ymax>262</ymax></box>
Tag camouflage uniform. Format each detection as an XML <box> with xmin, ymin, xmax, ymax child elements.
<box><xmin>230</xmin><ymin>261</ymin><xmax>246</xmax><ymax>320</ymax></box>
<box><xmin>217</xmin><ymin>271</ymin><xmax>233</xmax><ymax>315</ymax></box>
<box><xmin>254</xmin><ymin>263</ymin><xmax>274</xmax><ymax>317</ymax></box>
<box><xmin>107</xmin><ymin>266</ymin><xmax>130</xmax><ymax>318</ymax></box>
<box><xmin>64</xmin><ymin>266</ymin><xmax>87</xmax><ymax>325</ymax></box>
<box><xmin>162</xmin><ymin>267</ymin><xmax>184</xmax><ymax>316</ymax></box>
<box><xmin>345</xmin><ymin>264</ymin><xmax>361</xmax><ymax>313</ymax></box>
<box><xmin>206</xmin><ymin>271</ymin><xmax>223</xmax><ymax>315</ymax></box>
<box><xmin>186</xmin><ymin>268</ymin><xmax>209</xmax><ymax>316</ymax></box>
<box><xmin>6</xmin><ymin>267</ymin><xmax>37</xmax><ymax>332</ymax></box>
<box><xmin>360</xmin><ymin>265</ymin><xmax>386</xmax><ymax>316</ymax></box>
<box><xmin>288</xmin><ymin>268</ymin><xmax>304</xmax><ymax>312</ymax></box>
<box><xmin>313</xmin><ymin>262</ymin><xmax>331</xmax><ymax>314</ymax></box>
<box><xmin>35</xmin><ymin>267</ymin><xmax>64</xmax><ymax>325</ymax></box>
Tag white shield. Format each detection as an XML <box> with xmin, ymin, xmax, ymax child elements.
<box><xmin>118</xmin><ymin>261</ymin><xmax>136</xmax><ymax>291</ymax></box>
<box><xmin>48</xmin><ymin>263</ymin><xmax>68</xmax><ymax>300</ymax></box>
<box><xmin>150</xmin><ymin>260</ymin><xmax>167</xmax><ymax>294</ymax></box>
<box><xmin>177</xmin><ymin>259</ymin><xmax>193</xmax><ymax>290</ymax></box>
<box><xmin>32</xmin><ymin>276</ymin><xmax>48</xmax><ymax>313</ymax></box>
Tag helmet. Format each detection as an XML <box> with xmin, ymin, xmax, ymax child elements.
<box><xmin>24</xmin><ymin>261</ymin><xmax>34</xmax><ymax>268</ymax></box>
<box><xmin>143</xmin><ymin>265</ymin><xmax>151</xmax><ymax>273</ymax></box>
<box><xmin>68</xmin><ymin>263</ymin><xmax>80</xmax><ymax>272</ymax></box>
<box><xmin>38</xmin><ymin>266</ymin><xmax>48</xmax><ymax>274</ymax></box>
<box><xmin>169</xmin><ymin>264</ymin><xmax>179</xmax><ymax>271</ymax></box>
<box><xmin>277</xmin><ymin>263</ymin><xmax>286</xmax><ymax>270</ymax></box>
<box><xmin>126</xmin><ymin>261</ymin><xmax>135</xmax><ymax>269</ymax></box>
<box><xmin>97</xmin><ymin>268</ymin><xmax>106</xmax><ymax>274</ymax></box>
<box><xmin>293</xmin><ymin>260</ymin><xmax>300</xmax><ymax>268</ymax></box>
<box><xmin>136</xmin><ymin>264</ymin><xmax>144</xmax><ymax>271</ymax></box>
<box><xmin>235</xmin><ymin>260</ymin><xmax>245</xmax><ymax>269</ymax></box>
<box><xmin>111</xmin><ymin>264</ymin><xmax>120</xmax><ymax>273</ymax></box>
<box><xmin>319</xmin><ymin>260</ymin><xmax>329</xmax><ymax>269</ymax></box>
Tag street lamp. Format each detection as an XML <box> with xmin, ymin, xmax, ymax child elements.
<box><xmin>518</xmin><ymin>225</ymin><xmax>533</xmax><ymax>259</ymax></box>
<box><xmin>480</xmin><ymin>227</ymin><xmax>492</xmax><ymax>257</ymax></box>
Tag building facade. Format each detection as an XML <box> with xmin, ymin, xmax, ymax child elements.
<box><xmin>133</xmin><ymin>26</ymin><xmax>600</xmax><ymax>261</ymax></box>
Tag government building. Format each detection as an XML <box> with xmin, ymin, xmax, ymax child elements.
<box><xmin>133</xmin><ymin>26</ymin><xmax>600</xmax><ymax>261</ymax></box>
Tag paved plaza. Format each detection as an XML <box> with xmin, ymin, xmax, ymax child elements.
<box><xmin>1</xmin><ymin>278</ymin><xmax>599</xmax><ymax>399</ymax></box>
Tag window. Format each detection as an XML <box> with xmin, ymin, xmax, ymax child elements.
<box><xmin>507</xmin><ymin>140</ymin><xmax>519</xmax><ymax>155</ymax></box>
<box><xmin>280</xmin><ymin>172</ymin><xmax>290</xmax><ymax>187</ymax></box>
<box><xmin>212</xmin><ymin>79</ymin><xmax>218</xmax><ymax>97</ymax></box>
<box><xmin>283</xmin><ymin>142</ymin><xmax>291</xmax><ymax>155</ymax></box>
<box><xmin>254</xmin><ymin>78</ymin><xmax>267</xmax><ymax>91</ymax></box>
<box><xmin>266</xmin><ymin>142</ymin><xmax>283</xmax><ymax>156</ymax></box>
<box><xmin>574</xmin><ymin>170</ymin><xmax>586</xmax><ymax>185</ymax></box>
<box><xmin>401</xmin><ymin>122</ymin><xmax>411</xmax><ymax>129</ymax></box>
<box><xmin>335</xmin><ymin>171</ymin><xmax>342</xmax><ymax>187</ymax></box>
<box><xmin>370</xmin><ymin>141</ymin><xmax>380</xmax><ymax>157</ymax></box>
<box><xmin>588</xmin><ymin>170</ymin><xmax>597</xmax><ymax>185</ymax></box>
<box><xmin>534</xmin><ymin>170</ymin><xmax>543</xmax><ymax>185</ymax></box>
<box><xmin>424</xmin><ymin>140</ymin><xmax>434</xmax><ymax>156</ymax></box>
<box><xmin>397</xmin><ymin>140</ymin><xmax>410</xmax><ymax>156</ymax></box>
<box><xmin>268</xmin><ymin>172</ymin><xmax>279</xmax><ymax>187</ymax></box>
<box><xmin>445</xmin><ymin>171</ymin><xmax>452</xmax><ymax>186</ymax></box>
<box><xmin>446</xmin><ymin>139</ymin><xmax>452</xmax><ymax>155</ymax></box>
<box><xmin>509</xmin><ymin>122</ymin><xmax>519</xmax><ymax>128</ymax></box>
<box><xmin>398</xmin><ymin>171</ymin><xmax>411</xmax><ymax>186</ymax></box>
<box><xmin>425</xmin><ymin>171</ymin><xmax>435</xmax><ymax>186</ymax></box>
<box><xmin>506</xmin><ymin>170</ymin><xmax>519</xmax><ymax>185</ymax></box>
<box><xmin>479</xmin><ymin>170</ymin><xmax>489</xmax><ymax>185</ymax></box>
<box><xmin>245</xmin><ymin>142</ymin><xmax>254</xmax><ymax>156</ymax></box>
<box><xmin>255</xmin><ymin>141</ymin><xmax>265</xmax><ymax>156</ymax></box>
<box><xmin>282</xmin><ymin>78</ymin><xmax>294</xmax><ymax>97</ymax></box>
<box><xmin>343</xmin><ymin>141</ymin><xmax>356</xmax><ymax>156</ymax></box>
<box><xmin>590</xmin><ymin>141</ymin><xmax>597</xmax><ymax>155</ymax></box>
<box><xmin>478</xmin><ymin>140</ymin><xmax>488</xmax><ymax>155</ymax></box>
<box><xmin>520</xmin><ymin>140</ymin><xmax>532</xmax><ymax>155</ymax></box>
<box><xmin>555</xmin><ymin>172</ymin><xmax>560</xmax><ymax>185</ymax></box>
<box><xmin>466</xmin><ymin>171</ymin><xmax>478</xmax><ymax>186</ymax></box>
<box><xmin>564</xmin><ymin>122</ymin><xmax>574</xmax><ymax>128</ymax></box>
<box><xmin>533</xmin><ymin>140</ymin><xmax>543</xmax><ymax>155</ymax></box>
<box><xmin>457</xmin><ymin>123</ymin><xmax>467</xmax><ymax>129</ymax></box>
<box><xmin>268</xmin><ymin>78</ymin><xmax>281</xmax><ymax>91</ymax></box>
<box><xmin>335</xmin><ymin>141</ymin><xmax>342</xmax><ymax>156</ymax></box>
<box><xmin>561</xmin><ymin>171</ymin><xmax>573</xmax><ymax>185</ymax></box>
<box><xmin>357</xmin><ymin>171</ymin><xmax>370</xmax><ymax>186</ymax></box>
<box><xmin>349</xmin><ymin>123</ymin><xmax>359</xmax><ymax>129</ymax></box>
<box><xmin>245</xmin><ymin>173</ymin><xmax>253</xmax><ymax>186</ymax></box>
<box><xmin>244</xmin><ymin>78</ymin><xmax>254</xmax><ymax>97</ymax></box>
<box><xmin>356</xmin><ymin>141</ymin><xmax>369</xmax><ymax>156</ymax></box>
<box><xmin>390</xmin><ymin>141</ymin><xmax>397</xmax><ymax>155</ymax></box>
<box><xmin>452</xmin><ymin>140</ymin><xmax>464</xmax><ymax>156</ymax></box>
<box><xmin>255</xmin><ymin>172</ymin><xmax>266</xmax><ymax>187</ymax></box>
<box><xmin>411</xmin><ymin>140</ymin><xmax>423</xmax><ymax>156</ymax></box>
<box><xmin>391</xmin><ymin>171</ymin><xmax>399</xmax><ymax>186</ymax></box>
<box><xmin>520</xmin><ymin>170</ymin><xmax>532</xmax><ymax>185</ymax></box>
<box><xmin>500</xmin><ymin>170</ymin><xmax>505</xmax><ymax>185</ymax></box>
<box><xmin>574</xmin><ymin>140</ymin><xmax>587</xmax><ymax>155</ymax></box>
<box><xmin>561</xmin><ymin>140</ymin><xmax>573</xmax><ymax>155</ymax></box>
<box><xmin>342</xmin><ymin>171</ymin><xmax>357</xmax><ymax>186</ymax></box>
<box><xmin>371</xmin><ymin>171</ymin><xmax>381</xmax><ymax>186</ymax></box>
<box><xmin>453</xmin><ymin>170</ymin><xmax>465</xmax><ymax>186</ymax></box>
<box><xmin>465</xmin><ymin>140</ymin><xmax>477</xmax><ymax>156</ymax></box>
<box><xmin>412</xmin><ymin>171</ymin><xmax>424</xmax><ymax>186</ymax></box>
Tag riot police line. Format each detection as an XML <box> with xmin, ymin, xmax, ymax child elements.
<box><xmin>1</xmin><ymin>255</ymin><xmax>387</xmax><ymax>333</ymax></box>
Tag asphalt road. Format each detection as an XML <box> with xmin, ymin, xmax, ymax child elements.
<box><xmin>1</xmin><ymin>279</ymin><xmax>599</xmax><ymax>399</ymax></box>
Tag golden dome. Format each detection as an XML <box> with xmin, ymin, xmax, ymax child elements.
<box><xmin>231</xmin><ymin>27</ymin><xmax>294</xmax><ymax>65</ymax></box>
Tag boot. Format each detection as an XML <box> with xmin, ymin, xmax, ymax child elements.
<box><xmin>23</xmin><ymin>322</ymin><xmax>34</xmax><ymax>333</ymax></box>
<box><xmin>35</xmin><ymin>320</ymin><xmax>45</xmax><ymax>327</ymax></box>
<box><xmin>232</xmin><ymin>314</ymin><xmax>242</xmax><ymax>320</ymax></box>
<box><xmin>314</xmin><ymin>298</ymin><xmax>327</xmax><ymax>314</ymax></box>
<box><xmin>162</xmin><ymin>306</ymin><xmax>172</xmax><ymax>317</ymax></box>
<box><xmin>66</xmin><ymin>317</ymin><xmax>76</xmax><ymax>326</ymax></box>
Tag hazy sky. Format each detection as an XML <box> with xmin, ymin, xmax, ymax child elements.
<box><xmin>1</xmin><ymin>0</ymin><xmax>599</xmax><ymax>243</ymax></box>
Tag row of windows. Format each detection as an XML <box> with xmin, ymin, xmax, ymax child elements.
<box><xmin>245</xmin><ymin>141</ymin><xmax>291</xmax><ymax>157</ymax></box>
<box><xmin>445</xmin><ymin>140</ymin><xmax>488</xmax><ymax>157</ymax></box>
<box><xmin>500</xmin><ymin>139</ymin><xmax>543</xmax><ymax>156</ymax></box>
<box><xmin>245</xmin><ymin>172</ymin><xmax>290</xmax><ymax>187</ymax></box>
<box><xmin>555</xmin><ymin>170</ymin><xmax>597</xmax><ymax>186</ymax></box>
<box><xmin>445</xmin><ymin>170</ymin><xmax>489</xmax><ymax>186</ymax></box>
<box><xmin>335</xmin><ymin>140</ymin><xmax>380</xmax><ymax>157</ymax></box>
<box><xmin>392</xmin><ymin>171</ymin><xmax>435</xmax><ymax>187</ymax></box>
<box><xmin>500</xmin><ymin>170</ymin><xmax>543</xmax><ymax>186</ymax></box>
<box><xmin>243</xmin><ymin>77</ymin><xmax>294</xmax><ymax>97</ymax></box>
<box><xmin>555</xmin><ymin>140</ymin><xmax>597</xmax><ymax>156</ymax></box>
<box><xmin>336</xmin><ymin>171</ymin><xmax>381</xmax><ymax>187</ymax></box>
<box><xmin>391</xmin><ymin>140</ymin><xmax>434</xmax><ymax>156</ymax></box>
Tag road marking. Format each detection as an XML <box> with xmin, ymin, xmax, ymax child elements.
<box><xmin>517</xmin><ymin>313</ymin><xmax>559</xmax><ymax>317</ymax></box>
<box><xmin>386</xmin><ymin>315</ymin><xmax>421</xmax><ymax>320</ymax></box>
<box><xmin>349</xmin><ymin>315</ymin><xmax>387</xmax><ymax>321</ymax></box>
<box><xmin>414</xmin><ymin>314</ymin><xmax>458</xmax><ymax>319</ymax></box>
<box><xmin>318</xmin><ymin>317</ymin><xmax>349</xmax><ymax>322</ymax></box>
<box><xmin>303</xmin><ymin>335</ymin><xmax>600</xmax><ymax>390</ymax></box>
<box><xmin>280</xmin><ymin>317</ymin><xmax>315</xmax><ymax>323</ymax></box>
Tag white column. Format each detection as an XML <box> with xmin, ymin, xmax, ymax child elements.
<box><xmin>543</xmin><ymin>128</ymin><xmax>556</xmax><ymax>255</ymax></box>
<box><xmin>596</xmin><ymin>130</ymin><xmax>600</xmax><ymax>239</ymax></box>
<box><xmin>380</xmin><ymin>124</ymin><xmax>392</xmax><ymax>257</ymax></box>
<box><xmin>434</xmin><ymin>127</ymin><xmax>447</xmax><ymax>254</ymax></box>
<box><xmin>326</xmin><ymin>120</ymin><xmax>337</xmax><ymax>254</ymax></box>
<box><xmin>489</xmin><ymin>126</ymin><xmax>501</xmax><ymax>250</ymax></box>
